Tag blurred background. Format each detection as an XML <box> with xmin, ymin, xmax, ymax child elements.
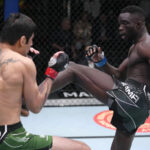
<box><xmin>1</xmin><ymin>0</ymin><xmax>150</xmax><ymax>104</ymax></box>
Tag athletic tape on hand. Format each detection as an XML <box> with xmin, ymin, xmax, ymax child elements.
<box><xmin>95</xmin><ymin>56</ymin><xmax>107</xmax><ymax>67</ymax></box>
<box><xmin>45</xmin><ymin>67</ymin><xmax>58</xmax><ymax>80</ymax></box>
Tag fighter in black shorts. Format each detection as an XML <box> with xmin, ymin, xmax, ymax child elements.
<box><xmin>51</xmin><ymin>5</ymin><xmax>150</xmax><ymax>150</ymax></box>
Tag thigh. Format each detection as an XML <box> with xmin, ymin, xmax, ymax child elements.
<box><xmin>53</xmin><ymin>62</ymin><xmax>114</xmax><ymax>104</ymax></box>
<box><xmin>111</xmin><ymin>129</ymin><xmax>135</xmax><ymax>150</ymax></box>
<box><xmin>70</xmin><ymin>63</ymin><xmax>114</xmax><ymax>89</ymax></box>
<box><xmin>0</xmin><ymin>127</ymin><xmax>52</xmax><ymax>150</ymax></box>
<box><xmin>52</xmin><ymin>136</ymin><xmax>90</xmax><ymax>150</ymax></box>
<box><xmin>70</xmin><ymin>63</ymin><xmax>114</xmax><ymax>104</ymax></box>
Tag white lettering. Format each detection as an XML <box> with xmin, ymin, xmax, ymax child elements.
<box><xmin>63</xmin><ymin>92</ymin><xmax>78</xmax><ymax>97</ymax></box>
<box><xmin>124</xmin><ymin>85</ymin><xmax>139</xmax><ymax>103</ymax></box>
<box><xmin>121</xmin><ymin>82</ymin><xmax>127</xmax><ymax>86</ymax></box>
<box><xmin>79</xmin><ymin>92</ymin><xmax>90</xmax><ymax>97</ymax></box>
<box><xmin>39</xmin><ymin>135</ymin><xmax>45</xmax><ymax>138</ymax></box>
<box><xmin>63</xmin><ymin>91</ymin><xmax>92</xmax><ymax>98</ymax></box>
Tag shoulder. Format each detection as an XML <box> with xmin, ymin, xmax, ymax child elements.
<box><xmin>1</xmin><ymin>49</ymin><xmax>34</xmax><ymax>67</ymax></box>
<box><xmin>7</xmin><ymin>51</ymin><xmax>36</xmax><ymax>74</ymax></box>
<box><xmin>136</xmin><ymin>37</ymin><xmax>150</xmax><ymax>58</ymax></box>
<box><xmin>21</xmin><ymin>56</ymin><xmax>36</xmax><ymax>73</ymax></box>
<box><xmin>0</xmin><ymin>50</ymin><xmax>36</xmax><ymax>80</ymax></box>
<box><xmin>11</xmin><ymin>51</ymin><xmax>35</xmax><ymax>67</ymax></box>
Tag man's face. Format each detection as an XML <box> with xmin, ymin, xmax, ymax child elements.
<box><xmin>118</xmin><ymin>13</ymin><xmax>138</xmax><ymax>41</ymax></box>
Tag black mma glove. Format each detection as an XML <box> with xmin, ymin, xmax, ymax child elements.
<box><xmin>45</xmin><ymin>51</ymin><xmax>69</xmax><ymax>80</ymax></box>
<box><xmin>85</xmin><ymin>44</ymin><xmax>98</xmax><ymax>61</ymax></box>
<box><xmin>85</xmin><ymin>44</ymin><xmax>107</xmax><ymax>67</ymax></box>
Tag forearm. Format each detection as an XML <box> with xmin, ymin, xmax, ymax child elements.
<box><xmin>99</xmin><ymin>62</ymin><xmax>120</xmax><ymax>78</ymax></box>
<box><xmin>24</xmin><ymin>51</ymin><xmax>69</xmax><ymax>113</ymax></box>
<box><xmin>30</xmin><ymin>78</ymin><xmax>53</xmax><ymax>113</ymax></box>
<box><xmin>37</xmin><ymin>51</ymin><xmax>70</xmax><ymax>108</ymax></box>
<box><xmin>38</xmin><ymin>78</ymin><xmax>53</xmax><ymax>106</ymax></box>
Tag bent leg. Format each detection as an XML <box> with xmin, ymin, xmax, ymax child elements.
<box><xmin>111</xmin><ymin>129</ymin><xmax>135</xmax><ymax>150</ymax></box>
<box><xmin>52</xmin><ymin>136</ymin><xmax>91</xmax><ymax>150</ymax></box>
<box><xmin>52</xmin><ymin>62</ymin><xmax>114</xmax><ymax>104</ymax></box>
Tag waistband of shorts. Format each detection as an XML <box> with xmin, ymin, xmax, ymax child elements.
<box><xmin>126</xmin><ymin>78</ymin><xmax>150</xmax><ymax>109</ymax></box>
<box><xmin>126</xmin><ymin>78</ymin><xmax>150</xmax><ymax>91</ymax></box>
<box><xmin>125</xmin><ymin>78</ymin><xmax>144</xmax><ymax>86</ymax></box>
<box><xmin>0</xmin><ymin>122</ymin><xmax>22</xmax><ymax>133</ymax></box>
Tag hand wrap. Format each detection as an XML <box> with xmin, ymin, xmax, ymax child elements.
<box><xmin>95</xmin><ymin>51</ymin><xmax>107</xmax><ymax>67</ymax></box>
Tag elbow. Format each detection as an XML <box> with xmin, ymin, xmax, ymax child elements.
<box><xmin>24</xmin><ymin>97</ymin><xmax>43</xmax><ymax>114</ymax></box>
<box><xmin>117</xmin><ymin>71</ymin><xmax>126</xmax><ymax>81</ymax></box>
<box><xmin>115</xmin><ymin>72</ymin><xmax>120</xmax><ymax>79</ymax></box>
<box><xmin>29</xmin><ymin>105</ymin><xmax>41</xmax><ymax>114</ymax></box>
<box><xmin>112</xmin><ymin>70</ymin><xmax>121</xmax><ymax>79</ymax></box>
<box><xmin>31</xmin><ymin>109</ymin><xmax>41</xmax><ymax>114</ymax></box>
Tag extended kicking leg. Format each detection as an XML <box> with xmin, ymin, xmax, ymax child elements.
<box><xmin>52</xmin><ymin>62</ymin><xmax>114</xmax><ymax>104</ymax></box>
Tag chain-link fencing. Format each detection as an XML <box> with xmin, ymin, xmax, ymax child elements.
<box><xmin>3</xmin><ymin>0</ymin><xmax>150</xmax><ymax>105</ymax></box>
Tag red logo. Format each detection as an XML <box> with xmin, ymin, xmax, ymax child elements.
<box><xmin>94</xmin><ymin>110</ymin><xmax>150</xmax><ymax>133</ymax></box>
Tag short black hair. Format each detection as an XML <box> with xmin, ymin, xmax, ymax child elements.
<box><xmin>0</xmin><ymin>13</ymin><xmax>37</xmax><ymax>45</ymax></box>
<box><xmin>121</xmin><ymin>5</ymin><xmax>145</xmax><ymax>22</ymax></box>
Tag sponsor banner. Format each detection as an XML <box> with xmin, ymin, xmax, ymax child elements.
<box><xmin>94</xmin><ymin>110</ymin><xmax>150</xmax><ymax>133</ymax></box>
<box><xmin>49</xmin><ymin>91</ymin><xmax>93</xmax><ymax>98</ymax></box>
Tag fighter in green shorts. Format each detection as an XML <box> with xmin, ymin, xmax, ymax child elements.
<box><xmin>0</xmin><ymin>12</ymin><xmax>90</xmax><ymax>150</ymax></box>
<box><xmin>0</xmin><ymin>122</ymin><xmax>52</xmax><ymax>150</ymax></box>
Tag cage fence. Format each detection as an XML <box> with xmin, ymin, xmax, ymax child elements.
<box><xmin>2</xmin><ymin>0</ymin><xmax>150</xmax><ymax>106</ymax></box>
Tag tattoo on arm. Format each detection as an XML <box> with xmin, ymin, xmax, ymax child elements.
<box><xmin>39</xmin><ymin>78</ymin><xmax>52</xmax><ymax>106</ymax></box>
<box><xmin>0</xmin><ymin>58</ymin><xmax>19</xmax><ymax>67</ymax></box>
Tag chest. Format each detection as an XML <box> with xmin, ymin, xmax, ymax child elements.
<box><xmin>128</xmin><ymin>47</ymin><xmax>147</xmax><ymax>67</ymax></box>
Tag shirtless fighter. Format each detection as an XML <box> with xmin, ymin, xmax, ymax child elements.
<box><xmin>0</xmin><ymin>13</ymin><xmax>90</xmax><ymax>150</ymax></box>
<box><xmin>51</xmin><ymin>5</ymin><xmax>150</xmax><ymax>150</ymax></box>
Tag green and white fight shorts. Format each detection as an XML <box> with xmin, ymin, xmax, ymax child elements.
<box><xmin>0</xmin><ymin>122</ymin><xmax>52</xmax><ymax>150</ymax></box>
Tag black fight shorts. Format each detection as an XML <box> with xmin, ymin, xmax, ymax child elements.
<box><xmin>107</xmin><ymin>78</ymin><xmax>150</xmax><ymax>135</ymax></box>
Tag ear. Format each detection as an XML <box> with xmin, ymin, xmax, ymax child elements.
<box><xmin>136</xmin><ymin>20</ymin><xmax>143</xmax><ymax>29</ymax></box>
<box><xmin>20</xmin><ymin>35</ymin><xmax>27</xmax><ymax>46</ymax></box>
